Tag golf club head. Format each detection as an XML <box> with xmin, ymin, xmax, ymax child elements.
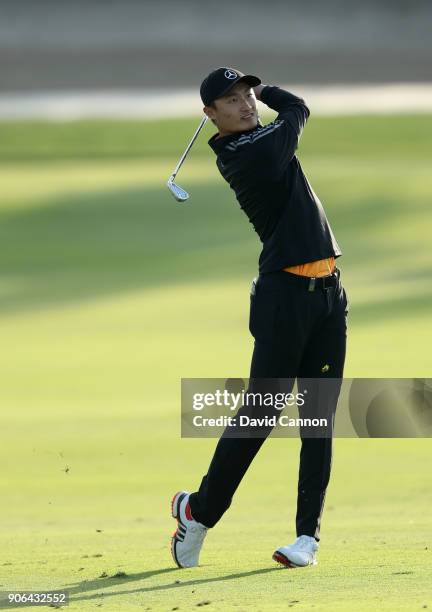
<box><xmin>167</xmin><ymin>177</ymin><xmax>189</xmax><ymax>203</ymax></box>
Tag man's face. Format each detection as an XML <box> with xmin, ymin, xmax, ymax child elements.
<box><xmin>204</xmin><ymin>82</ymin><xmax>258</xmax><ymax>136</ymax></box>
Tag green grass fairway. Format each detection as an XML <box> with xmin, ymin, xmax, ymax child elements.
<box><xmin>0</xmin><ymin>115</ymin><xmax>431</xmax><ymax>611</ymax></box>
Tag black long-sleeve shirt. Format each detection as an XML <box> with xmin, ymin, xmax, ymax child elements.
<box><xmin>208</xmin><ymin>85</ymin><xmax>342</xmax><ymax>273</ymax></box>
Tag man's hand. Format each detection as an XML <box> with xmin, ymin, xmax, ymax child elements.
<box><xmin>253</xmin><ymin>84</ymin><xmax>266</xmax><ymax>100</ymax></box>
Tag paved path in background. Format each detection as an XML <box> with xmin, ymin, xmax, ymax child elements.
<box><xmin>0</xmin><ymin>84</ymin><xmax>431</xmax><ymax>120</ymax></box>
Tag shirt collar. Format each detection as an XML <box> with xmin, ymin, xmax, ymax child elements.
<box><xmin>208</xmin><ymin>119</ymin><xmax>263</xmax><ymax>155</ymax></box>
<box><xmin>208</xmin><ymin>132</ymin><xmax>235</xmax><ymax>154</ymax></box>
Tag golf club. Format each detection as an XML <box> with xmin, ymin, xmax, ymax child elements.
<box><xmin>167</xmin><ymin>115</ymin><xmax>208</xmax><ymax>202</ymax></box>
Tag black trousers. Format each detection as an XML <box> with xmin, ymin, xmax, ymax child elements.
<box><xmin>189</xmin><ymin>268</ymin><xmax>348</xmax><ymax>540</ymax></box>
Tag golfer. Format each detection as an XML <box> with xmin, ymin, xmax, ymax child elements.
<box><xmin>171</xmin><ymin>67</ymin><xmax>349</xmax><ymax>569</ymax></box>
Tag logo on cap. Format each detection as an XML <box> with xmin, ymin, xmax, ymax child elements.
<box><xmin>224</xmin><ymin>69</ymin><xmax>238</xmax><ymax>80</ymax></box>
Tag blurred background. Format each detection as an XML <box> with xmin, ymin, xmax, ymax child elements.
<box><xmin>0</xmin><ymin>1</ymin><xmax>431</xmax><ymax>609</ymax></box>
<box><xmin>1</xmin><ymin>0</ymin><xmax>432</xmax><ymax>90</ymax></box>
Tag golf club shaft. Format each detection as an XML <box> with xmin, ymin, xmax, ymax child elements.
<box><xmin>171</xmin><ymin>116</ymin><xmax>208</xmax><ymax>179</ymax></box>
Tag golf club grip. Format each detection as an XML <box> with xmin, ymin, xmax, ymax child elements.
<box><xmin>171</xmin><ymin>116</ymin><xmax>208</xmax><ymax>178</ymax></box>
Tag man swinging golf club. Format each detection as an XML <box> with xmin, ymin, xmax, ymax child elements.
<box><xmin>170</xmin><ymin>67</ymin><xmax>349</xmax><ymax>569</ymax></box>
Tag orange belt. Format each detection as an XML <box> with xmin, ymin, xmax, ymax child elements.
<box><xmin>283</xmin><ymin>257</ymin><xmax>336</xmax><ymax>278</ymax></box>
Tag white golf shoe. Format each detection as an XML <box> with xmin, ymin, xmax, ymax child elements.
<box><xmin>273</xmin><ymin>535</ymin><xmax>319</xmax><ymax>568</ymax></box>
<box><xmin>171</xmin><ymin>491</ymin><xmax>208</xmax><ymax>568</ymax></box>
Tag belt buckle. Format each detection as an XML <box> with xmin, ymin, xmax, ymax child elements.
<box><xmin>308</xmin><ymin>277</ymin><xmax>316</xmax><ymax>292</ymax></box>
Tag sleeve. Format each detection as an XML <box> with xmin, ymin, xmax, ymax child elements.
<box><xmin>233</xmin><ymin>86</ymin><xmax>310</xmax><ymax>180</ymax></box>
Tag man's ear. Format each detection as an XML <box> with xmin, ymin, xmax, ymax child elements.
<box><xmin>203</xmin><ymin>106</ymin><xmax>215</xmax><ymax>121</ymax></box>
<box><xmin>203</xmin><ymin>106</ymin><xmax>217</xmax><ymax>126</ymax></box>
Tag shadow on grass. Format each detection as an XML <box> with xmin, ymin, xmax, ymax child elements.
<box><xmin>0</xmin><ymin>566</ymin><xmax>282</xmax><ymax>609</ymax></box>
<box><xmin>0</xmin><ymin>180</ymin><xmax>430</xmax><ymax>326</ymax></box>
<box><xmin>65</xmin><ymin>566</ymin><xmax>282</xmax><ymax>606</ymax></box>
<box><xmin>0</xmin><ymin>182</ymin><xmax>258</xmax><ymax>317</ymax></box>
<box><xmin>1</xmin><ymin>115</ymin><xmax>429</xmax><ymax>162</ymax></box>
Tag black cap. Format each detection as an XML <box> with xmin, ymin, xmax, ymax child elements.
<box><xmin>200</xmin><ymin>67</ymin><xmax>261</xmax><ymax>106</ymax></box>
